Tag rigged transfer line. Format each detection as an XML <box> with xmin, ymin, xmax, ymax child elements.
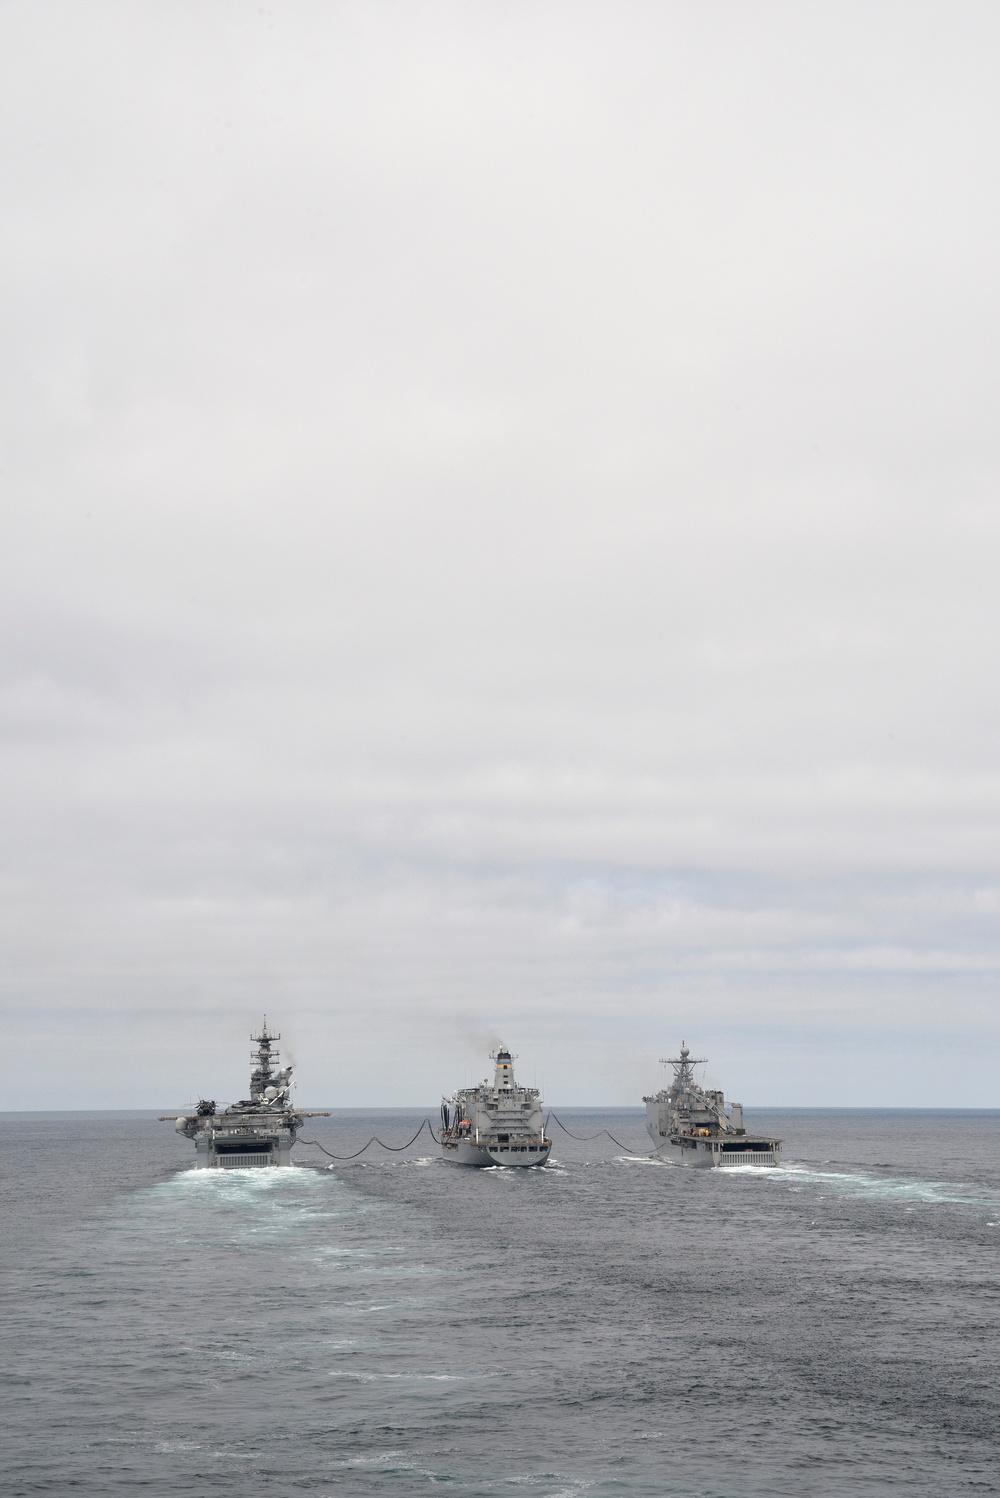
<box><xmin>297</xmin><ymin>1113</ymin><xmax>641</xmax><ymax>1161</ymax></box>
<box><xmin>545</xmin><ymin>1111</ymin><xmax>641</xmax><ymax>1153</ymax></box>
<box><xmin>295</xmin><ymin>1117</ymin><xmax>438</xmax><ymax>1161</ymax></box>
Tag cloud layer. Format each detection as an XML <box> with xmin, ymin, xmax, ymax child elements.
<box><xmin>2</xmin><ymin>2</ymin><xmax>999</xmax><ymax>1107</ymax></box>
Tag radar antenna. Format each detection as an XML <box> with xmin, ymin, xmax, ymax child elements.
<box><xmin>658</xmin><ymin>1043</ymin><xmax>707</xmax><ymax>1091</ymax></box>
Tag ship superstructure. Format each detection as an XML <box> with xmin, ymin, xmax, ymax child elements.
<box><xmin>643</xmin><ymin>1044</ymin><xmax>781</xmax><ymax>1167</ymax></box>
<box><xmin>440</xmin><ymin>1047</ymin><xmax>551</xmax><ymax>1167</ymax></box>
<box><xmin>161</xmin><ymin>1020</ymin><xmax>329</xmax><ymax>1168</ymax></box>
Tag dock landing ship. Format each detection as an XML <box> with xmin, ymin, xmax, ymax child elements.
<box><xmin>160</xmin><ymin>1020</ymin><xmax>329</xmax><ymax>1168</ymax></box>
<box><xmin>440</xmin><ymin>1047</ymin><xmax>552</xmax><ymax>1167</ymax></box>
<box><xmin>643</xmin><ymin>1045</ymin><xmax>781</xmax><ymax>1167</ymax></box>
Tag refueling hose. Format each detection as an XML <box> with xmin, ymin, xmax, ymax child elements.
<box><xmin>546</xmin><ymin>1111</ymin><xmax>639</xmax><ymax>1153</ymax></box>
<box><xmin>296</xmin><ymin>1113</ymin><xmax>639</xmax><ymax>1161</ymax></box>
<box><xmin>295</xmin><ymin>1118</ymin><xmax>437</xmax><ymax>1161</ymax></box>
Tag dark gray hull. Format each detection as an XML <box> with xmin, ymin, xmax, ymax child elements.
<box><xmin>440</xmin><ymin>1138</ymin><xmax>551</xmax><ymax>1168</ymax></box>
<box><xmin>651</xmin><ymin>1136</ymin><xmax>780</xmax><ymax>1168</ymax></box>
<box><xmin>192</xmin><ymin>1119</ymin><xmax>295</xmax><ymax>1168</ymax></box>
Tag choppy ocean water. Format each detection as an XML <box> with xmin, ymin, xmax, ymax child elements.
<box><xmin>2</xmin><ymin>1108</ymin><xmax>1000</xmax><ymax>1497</ymax></box>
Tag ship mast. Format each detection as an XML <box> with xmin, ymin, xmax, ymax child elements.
<box><xmin>659</xmin><ymin>1043</ymin><xmax>707</xmax><ymax>1093</ymax></box>
<box><xmin>250</xmin><ymin>1016</ymin><xmax>280</xmax><ymax>1102</ymax></box>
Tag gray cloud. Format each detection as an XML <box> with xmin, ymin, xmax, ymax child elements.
<box><xmin>2</xmin><ymin>1</ymin><xmax>999</xmax><ymax>1108</ymax></box>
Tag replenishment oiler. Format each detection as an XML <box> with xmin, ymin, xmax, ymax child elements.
<box><xmin>440</xmin><ymin>1047</ymin><xmax>552</xmax><ymax>1167</ymax></box>
<box><xmin>161</xmin><ymin>1020</ymin><xmax>329</xmax><ymax>1168</ymax></box>
<box><xmin>643</xmin><ymin>1044</ymin><xmax>781</xmax><ymax>1167</ymax></box>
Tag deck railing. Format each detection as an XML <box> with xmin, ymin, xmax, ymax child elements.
<box><xmin>714</xmin><ymin>1150</ymin><xmax>777</xmax><ymax>1167</ymax></box>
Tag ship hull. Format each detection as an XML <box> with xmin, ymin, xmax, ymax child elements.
<box><xmin>651</xmin><ymin>1137</ymin><xmax>780</xmax><ymax>1168</ymax></box>
<box><xmin>440</xmin><ymin>1138</ymin><xmax>551</xmax><ymax>1168</ymax></box>
<box><xmin>192</xmin><ymin>1121</ymin><xmax>297</xmax><ymax>1168</ymax></box>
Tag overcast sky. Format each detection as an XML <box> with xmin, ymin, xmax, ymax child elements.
<box><xmin>3</xmin><ymin>1</ymin><xmax>1000</xmax><ymax>1109</ymax></box>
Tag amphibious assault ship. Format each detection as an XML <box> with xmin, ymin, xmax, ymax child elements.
<box><xmin>161</xmin><ymin>1020</ymin><xmax>329</xmax><ymax>1168</ymax></box>
<box><xmin>643</xmin><ymin>1045</ymin><xmax>781</xmax><ymax>1167</ymax></box>
<box><xmin>440</xmin><ymin>1048</ymin><xmax>551</xmax><ymax>1167</ymax></box>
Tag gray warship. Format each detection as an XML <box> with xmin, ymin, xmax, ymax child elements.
<box><xmin>643</xmin><ymin>1044</ymin><xmax>781</xmax><ymax>1167</ymax></box>
<box><xmin>440</xmin><ymin>1047</ymin><xmax>552</xmax><ymax>1167</ymax></box>
<box><xmin>161</xmin><ymin>1020</ymin><xmax>329</xmax><ymax>1168</ymax></box>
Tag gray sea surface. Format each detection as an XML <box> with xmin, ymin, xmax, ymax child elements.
<box><xmin>2</xmin><ymin>1107</ymin><xmax>1000</xmax><ymax>1496</ymax></box>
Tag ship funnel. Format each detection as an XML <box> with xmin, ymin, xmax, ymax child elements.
<box><xmin>491</xmin><ymin>1047</ymin><xmax>516</xmax><ymax>1090</ymax></box>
